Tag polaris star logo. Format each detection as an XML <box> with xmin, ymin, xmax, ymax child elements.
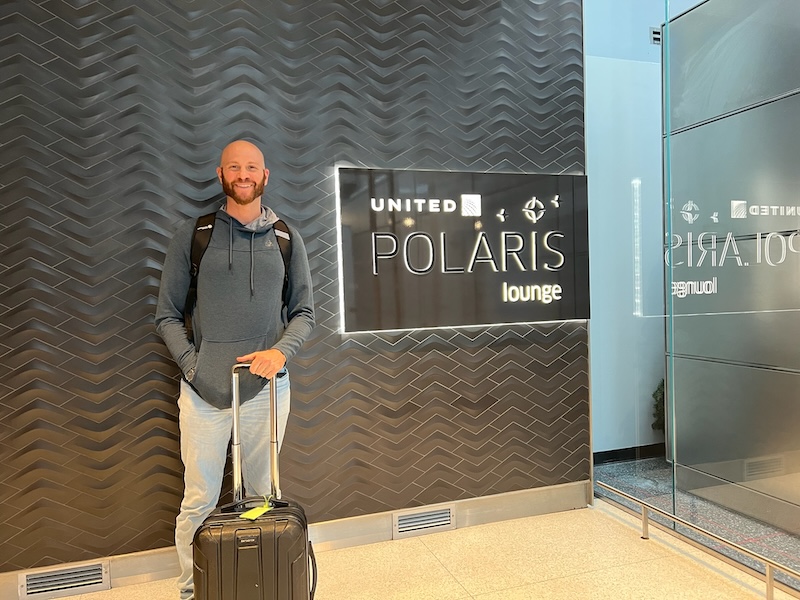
<box><xmin>522</xmin><ymin>197</ymin><xmax>546</xmax><ymax>223</ymax></box>
<box><xmin>197</xmin><ymin>224</ymin><xmax>213</xmax><ymax>230</ymax></box>
<box><xmin>680</xmin><ymin>201</ymin><xmax>700</xmax><ymax>224</ymax></box>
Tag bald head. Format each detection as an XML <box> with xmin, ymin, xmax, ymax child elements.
<box><xmin>219</xmin><ymin>140</ymin><xmax>265</xmax><ymax>168</ymax></box>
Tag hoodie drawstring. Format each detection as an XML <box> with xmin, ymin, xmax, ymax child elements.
<box><xmin>221</xmin><ymin>205</ymin><xmax>277</xmax><ymax>299</ymax></box>
<box><xmin>228</xmin><ymin>220</ymin><xmax>233</xmax><ymax>269</ymax></box>
<box><xmin>249</xmin><ymin>232</ymin><xmax>255</xmax><ymax>297</ymax></box>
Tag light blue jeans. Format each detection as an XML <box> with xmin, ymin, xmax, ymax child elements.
<box><xmin>175</xmin><ymin>374</ymin><xmax>290</xmax><ymax>600</ymax></box>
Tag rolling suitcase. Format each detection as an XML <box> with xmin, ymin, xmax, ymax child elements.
<box><xmin>192</xmin><ymin>363</ymin><xmax>317</xmax><ymax>600</ymax></box>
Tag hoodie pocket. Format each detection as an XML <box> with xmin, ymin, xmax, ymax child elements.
<box><xmin>192</xmin><ymin>337</ymin><xmax>269</xmax><ymax>406</ymax></box>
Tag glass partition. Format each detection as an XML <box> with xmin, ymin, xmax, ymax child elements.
<box><xmin>664</xmin><ymin>0</ymin><xmax>800</xmax><ymax>585</ymax></box>
<box><xmin>591</xmin><ymin>0</ymin><xmax>800</xmax><ymax>588</ymax></box>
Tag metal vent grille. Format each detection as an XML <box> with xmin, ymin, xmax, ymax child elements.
<box><xmin>650</xmin><ymin>27</ymin><xmax>662</xmax><ymax>45</ymax></box>
<box><xmin>19</xmin><ymin>562</ymin><xmax>110</xmax><ymax>599</ymax></box>
<box><xmin>744</xmin><ymin>455</ymin><xmax>785</xmax><ymax>481</ymax></box>
<box><xmin>393</xmin><ymin>505</ymin><xmax>456</xmax><ymax>539</ymax></box>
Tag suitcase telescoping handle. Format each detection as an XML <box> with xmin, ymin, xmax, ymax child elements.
<box><xmin>231</xmin><ymin>363</ymin><xmax>281</xmax><ymax>504</ymax></box>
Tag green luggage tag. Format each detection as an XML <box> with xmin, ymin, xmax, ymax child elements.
<box><xmin>239</xmin><ymin>496</ymin><xmax>272</xmax><ymax>521</ymax></box>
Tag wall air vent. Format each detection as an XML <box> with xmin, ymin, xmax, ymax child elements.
<box><xmin>743</xmin><ymin>455</ymin><xmax>785</xmax><ymax>481</ymax></box>
<box><xmin>19</xmin><ymin>562</ymin><xmax>110</xmax><ymax>600</ymax></box>
<box><xmin>650</xmin><ymin>27</ymin><xmax>662</xmax><ymax>45</ymax></box>
<box><xmin>393</xmin><ymin>505</ymin><xmax>456</xmax><ymax>539</ymax></box>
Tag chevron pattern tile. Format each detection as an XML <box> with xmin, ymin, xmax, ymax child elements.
<box><xmin>0</xmin><ymin>0</ymin><xmax>586</xmax><ymax>572</ymax></box>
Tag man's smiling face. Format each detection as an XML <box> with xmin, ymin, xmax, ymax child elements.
<box><xmin>217</xmin><ymin>141</ymin><xmax>269</xmax><ymax>206</ymax></box>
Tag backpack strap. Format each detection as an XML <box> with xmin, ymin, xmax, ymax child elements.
<box><xmin>273</xmin><ymin>219</ymin><xmax>292</xmax><ymax>303</ymax></box>
<box><xmin>184</xmin><ymin>212</ymin><xmax>216</xmax><ymax>344</ymax></box>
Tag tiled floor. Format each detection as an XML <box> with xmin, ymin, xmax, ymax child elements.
<box><xmin>64</xmin><ymin>499</ymin><xmax>796</xmax><ymax>600</ymax></box>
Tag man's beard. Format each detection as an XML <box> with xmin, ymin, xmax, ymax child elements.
<box><xmin>221</xmin><ymin>173</ymin><xmax>266</xmax><ymax>206</ymax></box>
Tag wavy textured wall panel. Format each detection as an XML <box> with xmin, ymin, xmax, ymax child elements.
<box><xmin>0</xmin><ymin>0</ymin><xmax>586</xmax><ymax>571</ymax></box>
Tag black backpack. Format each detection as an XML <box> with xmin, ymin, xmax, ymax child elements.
<box><xmin>183</xmin><ymin>212</ymin><xmax>292</xmax><ymax>343</ymax></box>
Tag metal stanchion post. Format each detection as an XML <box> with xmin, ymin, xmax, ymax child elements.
<box><xmin>641</xmin><ymin>506</ymin><xmax>649</xmax><ymax>540</ymax></box>
<box><xmin>766</xmin><ymin>564</ymin><xmax>774</xmax><ymax>600</ymax></box>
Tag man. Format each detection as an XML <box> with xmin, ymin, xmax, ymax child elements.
<box><xmin>155</xmin><ymin>140</ymin><xmax>315</xmax><ymax>600</ymax></box>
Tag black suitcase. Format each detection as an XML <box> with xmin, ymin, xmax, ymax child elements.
<box><xmin>192</xmin><ymin>363</ymin><xmax>317</xmax><ymax>600</ymax></box>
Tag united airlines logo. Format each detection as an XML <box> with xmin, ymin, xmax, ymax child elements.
<box><xmin>460</xmin><ymin>194</ymin><xmax>481</xmax><ymax>216</ymax></box>
<box><xmin>730</xmin><ymin>200</ymin><xmax>800</xmax><ymax>218</ymax></box>
<box><xmin>370</xmin><ymin>195</ymin><xmax>480</xmax><ymax>215</ymax></box>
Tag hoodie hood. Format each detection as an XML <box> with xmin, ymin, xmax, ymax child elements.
<box><xmin>232</xmin><ymin>204</ymin><xmax>280</xmax><ymax>232</ymax></box>
<box><xmin>222</xmin><ymin>204</ymin><xmax>280</xmax><ymax>232</ymax></box>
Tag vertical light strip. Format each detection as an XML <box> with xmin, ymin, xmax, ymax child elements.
<box><xmin>333</xmin><ymin>166</ymin><xmax>346</xmax><ymax>334</ymax></box>
<box><xmin>632</xmin><ymin>178</ymin><xmax>643</xmax><ymax>316</ymax></box>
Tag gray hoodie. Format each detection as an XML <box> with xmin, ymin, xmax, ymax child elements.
<box><xmin>155</xmin><ymin>206</ymin><xmax>315</xmax><ymax>409</ymax></box>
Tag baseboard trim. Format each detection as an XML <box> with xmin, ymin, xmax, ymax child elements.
<box><xmin>0</xmin><ymin>547</ymin><xmax>180</xmax><ymax>600</ymax></box>
<box><xmin>309</xmin><ymin>480</ymin><xmax>592</xmax><ymax>552</ymax></box>
<box><xmin>0</xmin><ymin>480</ymin><xmax>590</xmax><ymax>597</ymax></box>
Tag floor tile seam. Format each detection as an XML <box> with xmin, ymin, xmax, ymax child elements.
<box><xmin>467</xmin><ymin>579</ymin><xmax>536</xmax><ymax>599</ymax></box>
<box><xmin>415</xmin><ymin>535</ymin><xmax>477</xmax><ymax>599</ymax></box>
<box><xmin>558</xmin><ymin>553</ymin><xmax>670</xmax><ymax>579</ymax></box>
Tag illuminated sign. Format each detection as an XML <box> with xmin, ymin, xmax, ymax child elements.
<box><xmin>336</xmin><ymin>167</ymin><xmax>589</xmax><ymax>333</ymax></box>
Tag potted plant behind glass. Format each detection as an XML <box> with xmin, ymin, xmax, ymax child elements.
<box><xmin>651</xmin><ymin>378</ymin><xmax>665</xmax><ymax>433</ymax></box>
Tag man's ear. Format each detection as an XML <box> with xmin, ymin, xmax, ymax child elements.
<box><xmin>216</xmin><ymin>167</ymin><xmax>223</xmax><ymax>183</ymax></box>
<box><xmin>263</xmin><ymin>168</ymin><xmax>270</xmax><ymax>186</ymax></box>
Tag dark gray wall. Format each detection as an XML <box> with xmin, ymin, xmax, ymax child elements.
<box><xmin>0</xmin><ymin>0</ymin><xmax>587</xmax><ymax>572</ymax></box>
